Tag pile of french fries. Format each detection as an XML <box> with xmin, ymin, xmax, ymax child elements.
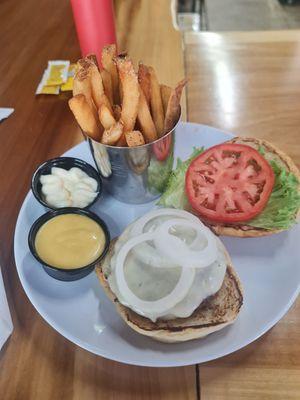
<box><xmin>68</xmin><ymin>45</ymin><xmax>186</xmax><ymax>147</ymax></box>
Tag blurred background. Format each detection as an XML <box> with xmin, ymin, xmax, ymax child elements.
<box><xmin>177</xmin><ymin>0</ymin><xmax>300</xmax><ymax>31</ymax></box>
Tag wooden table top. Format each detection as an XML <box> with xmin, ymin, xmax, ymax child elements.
<box><xmin>0</xmin><ymin>0</ymin><xmax>299</xmax><ymax>398</ymax></box>
<box><xmin>185</xmin><ymin>30</ymin><xmax>300</xmax><ymax>400</ymax></box>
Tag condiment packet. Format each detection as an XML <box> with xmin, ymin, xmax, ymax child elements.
<box><xmin>68</xmin><ymin>63</ymin><xmax>77</xmax><ymax>77</ymax></box>
<box><xmin>45</xmin><ymin>60</ymin><xmax>70</xmax><ymax>86</ymax></box>
<box><xmin>0</xmin><ymin>267</ymin><xmax>13</xmax><ymax>350</ymax></box>
<box><xmin>60</xmin><ymin>63</ymin><xmax>77</xmax><ymax>92</ymax></box>
<box><xmin>36</xmin><ymin>83</ymin><xmax>60</xmax><ymax>95</ymax></box>
<box><xmin>60</xmin><ymin>78</ymin><xmax>73</xmax><ymax>92</ymax></box>
<box><xmin>0</xmin><ymin>108</ymin><xmax>14</xmax><ymax>121</ymax></box>
<box><xmin>36</xmin><ymin>60</ymin><xmax>70</xmax><ymax>95</ymax></box>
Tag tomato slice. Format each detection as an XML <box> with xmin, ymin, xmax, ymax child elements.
<box><xmin>153</xmin><ymin>135</ymin><xmax>171</xmax><ymax>161</ymax></box>
<box><xmin>185</xmin><ymin>143</ymin><xmax>275</xmax><ymax>223</ymax></box>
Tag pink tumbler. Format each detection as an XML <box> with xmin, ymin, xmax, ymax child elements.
<box><xmin>70</xmin><ymin>0</ymin><xmax>117</xmax><ymax>63</ymax></box>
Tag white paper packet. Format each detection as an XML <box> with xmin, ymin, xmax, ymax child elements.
<box><xmin>0</xmin><ymin>268</ymin><xmax>13</xmax><ymax>350</ymax></box>
<box><xmin>0</xmin><ymin>108</ymin><xmax>14</xmax><ymax>121</ymax></box>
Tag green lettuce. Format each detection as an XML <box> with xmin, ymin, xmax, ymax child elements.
<box><xmin>158</xmin><ymin>147</ymin><xmax>204</xmax><ymax>208</ymax></box>
<box><xmin>158</xmin><ymin>147</ymin><xmax>300</xmax><ymax>230</ymax></box>
<box><xmin>147</xmin><ymin>148</ymin><xmax>174</xmax><ymax>194</ymax></box>
<box><xmin>248</xmin><ymin>161</ymin><xmax>300</xmax><ymax>230</ymax></box>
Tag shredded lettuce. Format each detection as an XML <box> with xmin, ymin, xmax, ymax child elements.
<box><xmin>248</xmin><ymin>161</ymin><xmax>300</xmax><ymax>230</ymax></box>
<box><xmin>159</xmin><ymin>147</ymin><xmax>300</xmax><ymax>230</ymax></box>
<box><xmin>148</xmin><ymin>149</ymin><xmax>174</xmax><ymax>194</ymax></box>
<box><xmin>258</xmin><ymin>145</ymin><xmax>266</xmax><ymax>156</ymax></box>
<box><xmin>157</xmin><ymin>147</ymin><xmax>204</xmax><ymax>208</ymax></box>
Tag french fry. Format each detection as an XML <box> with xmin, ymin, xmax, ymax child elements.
<box><xmin>164</xmin><ymin>79</ymin><xmax>187</xmax><ymax>134</ymax></box>
<box><xmin>98</xmin><ymin>104</ymin><xmax>116</xmax><ymax>130</ymax></box>
<box><xmin>116</xmin><ymin>57</ymin><xmax>140</xmax><ymax>145</ymax></box>
<box><xmin>101</xmin><ymin>122</ymin><xmax>123</xmax><ymax>145</ymax></box>
<box><xmin>86</xmin><ymin>53</ymin><xmax>99</xmax><ymax>68</ymax></box>
<box><xmin>137</xmin><ymin>86</ymin><xmax>157</xmax><ymax>143</ymax></box>
<box><xmin>77</xmin><ymin>58</ymin><xmax>92</xmax><ymax>71</ymax></box>
<box><xmin>119</xmin><ymin>79</ymin><xmax>123</xmax><ymax>104</ymax></box>
<box><xmin>116</xmin><ymin>52</ymin><xmax>126</xmax><ymax>104</ymax></box>
<box><xmin>68</xmin><ymin>94</ymin><xmax>101</xmax><ymax>141</ymax></box>
<box><xmin>76</xmin><ymin>57</ymin><xmax>105</xmax><ymax>111</ymax></box>
<box><xmin>73</xmin><ymin>69</ymin><xmax>97</xmax><ymax>119</ymax></box>
<box><xmin>100</xmin><ymin>69</ymin><xmax>113</xmax><ymax>105</ymax></box>
<box><xmin>98</xmin><ymin>93</ymin><xmax>113</xmax><ymax>114</ymax></box>
<box><xmin>125</xmin><ymin>131</ymin><xmax>145</xmax><ymax>147</ymax></box>
<box><xmin>138</xmin><ymin>64</ymin><xmax>151</xmax><ymax>106</ymax></box>
<box><xmin>69</xmin><ymin>46</ymin><xmax>186</xmax><ymax>149</ymax></box>
<box><xmin>89</xmin><ymin>64</ymin><xmax>105</xmax><ymax>109</ymax></box>
<box><xmin>78</xmin><ymin>54</ymin><xmax>99</xmax><ymax>71</ymax></box>
<box><xmin>148</xmin><ymin>66</ymin><xmax>165</xmax><ymax>137</ymax></box>
<box><xmin>101</xmin><ymin>44</ymin><xmax>120</xmax><ymax>104</ymax></box>
<box><xmin>113</xmin><ymin>104</ymin><xmax>121</xmax><ymax>121</ymax></box>
<box><xmin>160</xmin><ymin>84</ymin><xmax>172</xmax><ymax>116</ymax></box>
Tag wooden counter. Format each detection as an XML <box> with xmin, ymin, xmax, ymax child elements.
<box><xmin>0</xmin><ymin>0</ymin><xmax>299</xmax><ymax>398</ymax></box>
<box><xmin>0</xmin><ymin>1</ymin><xmax>194</xmax><ymax>399</ymax></box>
<box><xmin>185</xmin><ymin>30</ymin><xmax>300</xmax><ymax>399</ymax></box>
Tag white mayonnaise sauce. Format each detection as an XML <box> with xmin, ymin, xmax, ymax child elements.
<box><xmin>40</xmin><ymin>167</ymin><xmax>98</xmax><ymax>208</ymax></box>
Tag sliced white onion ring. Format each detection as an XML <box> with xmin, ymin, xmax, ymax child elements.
<box><xmin>130</xmin><ymin>208</ymin><xmax>200</xmax><ymax>237</ymax></box>
<box><xmin>129</xmin><ymin>209</ymin><xmax>201</xmax><ymax>268</ymax></box>
<box><xmin>115</xmin><ymin>232</ymin><xmax>195</xmax><ymax>314</ymax></box>
<box><xmin>154</xmin><ymin>219</ymin><xmax>217</xmax><ymax>269</ymax></box>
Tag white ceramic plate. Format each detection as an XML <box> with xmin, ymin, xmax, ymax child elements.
<box><xmin>14</xmin><ymin>122</ymin><xmax>300</xmax><ymax>367</ymax></box>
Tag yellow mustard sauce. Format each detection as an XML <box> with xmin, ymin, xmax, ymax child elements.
<box><xmin>35</xmin><ymin>214</ymin><xmax>106</xmax><ymax>269</ymax></box>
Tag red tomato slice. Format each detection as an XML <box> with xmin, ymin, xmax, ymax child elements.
<box><xmin>185</xmin><ymin>143</ymin><xmax>275</xmax><ymax>223</ymax></box>
<box><xmin>153</xmin><ymin>135</ymin><xmax>171</xmax><ymax>161</ymax></box>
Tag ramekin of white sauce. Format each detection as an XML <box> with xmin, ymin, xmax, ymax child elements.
<box><xmin>31</xmin><ymin>157</ymin><xmax>102</xmax><ymax>210</ymax></box>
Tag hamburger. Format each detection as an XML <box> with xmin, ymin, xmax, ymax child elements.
<box><xmin>96</xmin><ymin>208</ymin><xmax>243</xmax><ymax>342</ymax></box>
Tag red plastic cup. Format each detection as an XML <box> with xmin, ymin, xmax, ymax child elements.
<box><xmin>70</xmin><ymin>0</ymin><xmax>117</xmax><ymax>64</ymax></box>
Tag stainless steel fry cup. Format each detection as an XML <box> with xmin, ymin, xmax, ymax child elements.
<box><xmin>86</xmin><ymin>119</ymin><xmax>179</xmax><ymax>204</ymax></box>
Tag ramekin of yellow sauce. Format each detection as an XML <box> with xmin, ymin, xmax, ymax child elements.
<box><xmin>28</xmin><ymin>208</ymin><xmax>110</xmax><ymax>281</ymax></box>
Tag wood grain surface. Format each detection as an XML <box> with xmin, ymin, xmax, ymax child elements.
<box><xmin>1</xmin><ymin>0</ymin><xmax>300</xmax><ymax>398</ymax></box>
<box><xmin>185</xmin><ymin>31</ymin><xmax>300</xmax><ymax>164</ymax></box>
<box><xmin>0</xmin><ymin>1</ymin><xmax>196</xmax><ymax>400</ymax></box>
<box><xmin>185</xmin><ymin>30</ymin><xmax>300</xmax><ymax>399</ymax></box>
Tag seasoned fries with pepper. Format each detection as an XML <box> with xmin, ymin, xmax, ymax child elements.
<box><xmin>138</xmin><ymin>64</ymin><xmax>151</xmax><ymax>106</ymax></box>
<box><xmin>100</xmin><ymin>69</ymin><xmax>113</xmax><ymax>105</ymax></box>
<box><xmin>125</xmin><ymin>130</ymin><xmax>145</xmax><ymax>147</ymax></box>
<box><xmin>115</xmin><ymin>56</ymin><xmax>140</xmax><ymax>145</ymax></box>
<box><xmin>148</xmin><ymin>66</ymin><xmax>165</xmax><ymax>137</ymax></box>
<box><xmin>68</xmin><ymin>45</ymin><xmax>185</xmax><ymax>147</ymax></box>
<box><xmin>164</xmin><ymin>79</ymin><xmax>187</xmax><ymax>134</ymax></box>
<box><xmin>99</xmin><ymin>104</ymin><xmax>116</xmax><ymax>130</ymax></box>
<box><xmin>101</xmin><ymin>122</ymin><xmax>123</xmax><ymax>145</ymax></box>
<box><xmin>160</xmin><ymin>84</ymin><xmax>172</xmax><ymax>116</ymax></box>
<box><xmin>101</xmin><ymin>44</ymin><xmax>120</xmax><ymax>104</ymax></box>
<box><xmin>137</xmin><ymin>87</ymin><xmax>157</xmax><ymax>143</ymax></box>
<box><xmin>69</xmin><ymin>94</ymin><xmax>101</xmax><ymax>141</ymax></box>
